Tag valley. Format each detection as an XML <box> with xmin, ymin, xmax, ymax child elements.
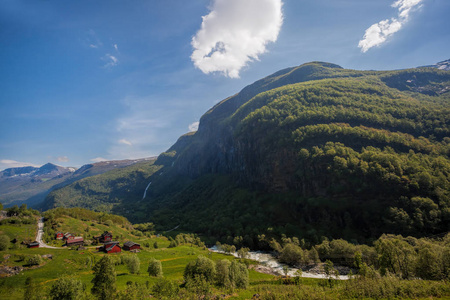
<box><xmin>1</xmin><ymin>61</ymin><xmax>449</xmax><ymax>299</ymax></box>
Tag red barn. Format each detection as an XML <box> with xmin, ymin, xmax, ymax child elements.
<box><xmin>55</xmin><ymin>232</ymin><xmax>64</xmax><ymax>240</ymax></box>
<box><xmin>98</xmin><ymin>241</ymin><xmax>121</xmax><ymax>254</ymax></box>
<box><xmin>66</xmin><ymin>237</ymin><xmax>84</xmax><ymax>247</ymax></box>
<box><xmin>63</xmin><ymin>233</ymin><xmax>75</xmax><ymax>240</ymax></box>
<box><xmin>95</xmin><ymin>231</ymin><xmax>113</xmax><ymax>243</ymax></box>
<box><xmin>28</xmin><ymin>241</ymin><xmax>40</xmax><ymax>248</ymax></box>
<box><xmin>123</xmin><ymin>241</ymin><xmax>141</xmax><ymax>251</ymax></box>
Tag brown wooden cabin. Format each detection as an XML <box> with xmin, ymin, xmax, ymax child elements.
<box><xmin>65</xmin><ymin>237</ymin><xmax>84</xmax><ymax>247</ymax></box>
<box><xmin>94</xmin><ymin>231</ymin><xmax>113</xmax><ymax>243</ymax></box>
<box><xmin>123</xmin><ymin>241</ymin><xmax>141</xmax><ymax>251</ymax></box>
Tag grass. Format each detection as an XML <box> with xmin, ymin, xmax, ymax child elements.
<box><xmin>0</xmin><ymin>221</ymin><xmax>37</xmax><ymax>242</ymax></box>
<box><xmin>0</xmin><ymin>239</ymin><xmax>243</xmax><ymax>299</ymax></box>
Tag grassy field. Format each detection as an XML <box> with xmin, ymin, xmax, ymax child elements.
<box><xmin>2</xmin><ymin>236</ymin><xmax>450</xmax><ymax>299</ymax></box>
<box><xmin>0</xmin><ymin>220</ymin><xmax>37</xmax><ymax>243</ymax></box>
<box><xmin>0</xmin><ymin>238</ymin><xmax>270</xmax><ymax>299</ymax></box>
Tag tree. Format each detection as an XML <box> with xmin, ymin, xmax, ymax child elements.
<box><xmin>91</xmin><ymin>256</ymin><xmax>116</xmax><ymax>299</ymax></box>
<box><xmin>147</xmin><ymin>257</ymin><xmax>163</xmax><ymax>277</ymax></box>
<box><xmin>151</xmin><ymin>278</ymin><xmax>179</xmax><ymax>298</ymax></box>
<box><xmin>184</xmin><ymin>255</ymin><xmax>216</xmax><ymax>283</ymax></box>
<box><xmin>49</xmin><ymin>276</ymin><xmax>85</xmax><ymax>300</ymax></box>
<box><xmin>229</xmin><ymin>260</ymin><xmax>249</xmax><ymax>289</ymax></box>
<box><xmin>0</xmin><ymin>234</ymin><xmax>10</xmax><ymax>251</ymax></box>
<box><xmin>215</xmin><ymin>259</ymin><xmax>231</xmax><ymax>288</ymax></box>
<box><xmin>117</xmin><ymin>282</ymin><xmax>149</xmax><ymax>300</ymax></box>
<box><xmin>124</xmin><ymin>255</ymin><xmax>140</xmax><ymax>274</ymax></box>
<box><xmin>237</xmin><ymin>247</ymin><xmax>249</xmax><ymax>259</ymax></box>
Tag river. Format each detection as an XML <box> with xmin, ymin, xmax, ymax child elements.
<box><xmin>209</xmin><ymin>246</ymin><xmax>349</xmax><ymax>280</ymax></box>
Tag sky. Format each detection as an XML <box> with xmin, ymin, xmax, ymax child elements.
<box><xmin>1</xmin><ymin>0</ymin><xmax>449</xmax><ymax>170</ymax></box>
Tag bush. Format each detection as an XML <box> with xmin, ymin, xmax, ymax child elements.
<box><xmin>49</xmin><ymin>276</ymin><xmax>85</xmax><ymax>300</ymax></box>
<box><xmin>147</xmin><ymin>258</ymin><xmax>163</xmax><ymax>277</ymax></box>
<box><xmin>123</xmin><ymin>255</ymin><xmax>140</xmax><ymax>274</ymax></box>
<box><xmin>184</xmin><ymin>255</ymin><xmax>216</xmax><ymax>283</ymax></box>
<box><xmin>151</xmin><ymin>278</ymin><xmax>179</xmax><ymax>298</ymax></box>
<box><xmin>0</xmin><ymin>235</ymin><xmax>10</xmax><ymax>251</ymax></box>
<box><xmin>27</xmin><ymin>255</ymin><xmax>42</xmax><ymax>266</ymax></box>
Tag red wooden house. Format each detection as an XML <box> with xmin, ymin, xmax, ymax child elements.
<box><xmin>123</xmin><ymin>241</ymin><xmax>141</xmax><ymax>251</ymax></box>
<box><xmin>63</xmin><ymin>233</ymin><xmax>75</xmax><ymax>241</ymax></box>
<box><xmin>98</xmin><ymin>241</ymin><xmax>121</xmax><ymax>253</ymax></box>
<box><xmin>95</xmin><ymin>231</ymin><xmax>113</xmax><ymax>243</ymax></box>
<box><xmin>55</xmin><ymin>232</ymin><xmax>64</xmax><ymax>240</ymax></box>
<box><xmin>65</xmin><ymin>237</ymin><xmax>84</xmax><ymax>247</ymax></box>
<box><xmin>28</xmin><ymin>241</ymin><xmax>40</xmax><ymax>248</ymax></box>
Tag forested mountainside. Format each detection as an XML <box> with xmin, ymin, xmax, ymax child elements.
<box><xmin>44</xmin><ymin>62</ymin><xmax>450</xmax><ymax>244</ymax></box>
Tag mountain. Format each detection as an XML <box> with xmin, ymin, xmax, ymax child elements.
<box><xmin>0</xmin><ymin>159</ymin><xmax>155</xmax><ymax>208</ymax></box>
<box><xmin>43</xmin><ymin>61</ymin><xmax>450</xmax><ymax>243</ymax></box>
<box><xmin>420</xmin><ymin>59</ymin><xmax>450</xmax><ymax>71</ymax></box>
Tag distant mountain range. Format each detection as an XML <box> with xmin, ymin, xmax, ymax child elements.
<box><xmin>40</xmin><ymin>59</ymin><xmax>450</xmax><ymax>243</ymax></box>
<box><xmin>420</xmin><ymin>59</ymin><xmax>450</xmax><ymax>71</ymax></box>
<box><xmin>0</xmin><ymin>158</ymin><xmax>155</xmax><ymax>208</ymax></box>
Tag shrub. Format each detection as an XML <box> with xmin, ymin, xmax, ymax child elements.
<box><xmin>0</xmin><ymin>235</ymin><xmax>10</xmax><ymax>251</ymax></box>
<box><xmin>184</xmin><ymin>255</ymin><xmax>216</xmax><ymax>283</ymax></box>
<box><xmin>151</xmin><ymin>278</ymin><xmax>179</xmax><ymax>298</ymax></box>
<box><xmin>147</xmin><ymin>258</ymin><xmax>163</xmax><ymax>277</ymax></box>
<box><xmin>27</xmin><ymin>255</ymin><xmax>42</xmax><ymax>266</ymax></box>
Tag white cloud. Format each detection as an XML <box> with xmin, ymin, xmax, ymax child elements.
<box><xmin>113</xmin><ymin>44</ymin><xmax>119</xmax><ymax>51</ymax></box>
<box><xmin>57</xmin><ymin>156</ymin><xmax>70</xmax><ymax>162</ymax></box>
<box><xmin>103</xmin><ymin>54</ymin><xmax>118</xmax><ymax>68</ymax></box>
<box><xmin>90</xmin><ymin>157</ymin><xmax>108</xmax><ymax>163</ymax></box>
<box><xmin>188</xmin><ymin>121</ymin><xmax>199</xmax><ymax>132</ymax></box>
<box><xmin>118</xmin><ymin>139</ymin><xmax>132</xmax><ymax>146</ymax></box>
<box><xmin>191</xmin><ymin>0</ymin><xmax>283</xmax><ymax>78</ymax></box>
<box><xmin>358</xmin><ymin>0</ymin><xmax>424</xmax><ymax>53</ymax></box>
<box><xmin>0</xmin><ymin>159</ymin><xmax>40</xmax><ymax>171</ymax></box>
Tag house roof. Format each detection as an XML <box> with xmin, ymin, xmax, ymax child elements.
<box><xmin>124</xmin><ymin>241</ymin><xmax>140</xmax><ymax>247</ymax></box>
<box><xmin>29</xmin><ymin>241</ymin><xmax>39</xmax><ymax>246</ymax></box>
<box><xmin>66</xmin><ymin>237</ymin><xmax>84</xmax><ymax>244</ymax></box>
<box><xmin>105</xmin><ymin>242</ymin><xmax>120</xmax><ymax>251</ymax></box>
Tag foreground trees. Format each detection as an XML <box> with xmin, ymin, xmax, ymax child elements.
<box><xmin>49</xmin><ymin>276</ymin><xmax>85</xmax><ymax>300</ymax></box>
<box><xmin>91</xmin><ymin>256</ymin><xmax>116</xmax><ymax>299</ymax></box>
<box><xmin>184</xmin><ymin>255</ymin><xmax>249</xmax><ymax>291</ymax></box>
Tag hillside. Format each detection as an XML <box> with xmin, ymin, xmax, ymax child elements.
<box><xmin>42</xmin><ymin>159</ymin><xmax>161</xmax><ymax>218</ymax></box>
<box><xmin>44</xmin><ymin>62</ymin><xmax>450</xmax><ymax>244</ymax></box>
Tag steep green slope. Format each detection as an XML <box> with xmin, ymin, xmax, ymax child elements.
<box><xmin>45</xmin><ymin>62</ymin><xmax>450</xmax><ymax>244</ymax></box>
<box><xmin>147</xmin><ymin>63</ymin><xmax>450</xmax><ymax>242</ymax></box>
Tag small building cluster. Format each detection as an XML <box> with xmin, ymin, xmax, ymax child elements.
<box><xmin>52</xmin><ymin>230</ymin><xmax>141</xmax><ymax>253</ymax></box>
<box><xmin>55</xmin><ymin>231</ymin><xmax>84</xmax><ymax>247</ymax></box>
<box><xmin>94</xmin><ymin>231</ymin><xmax>141</xmax><ymax>254</ymax></box>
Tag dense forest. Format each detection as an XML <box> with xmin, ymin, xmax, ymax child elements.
<box><xmin>42</xmin><ymin>62</ymin><xmax>450</xmax><ymax>246</ymax></box>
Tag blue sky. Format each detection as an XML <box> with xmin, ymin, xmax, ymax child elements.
<box><xmin>1</xmin><ymin>0</ymin><xmax>449</xmax><ymax>170</ymax></box>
